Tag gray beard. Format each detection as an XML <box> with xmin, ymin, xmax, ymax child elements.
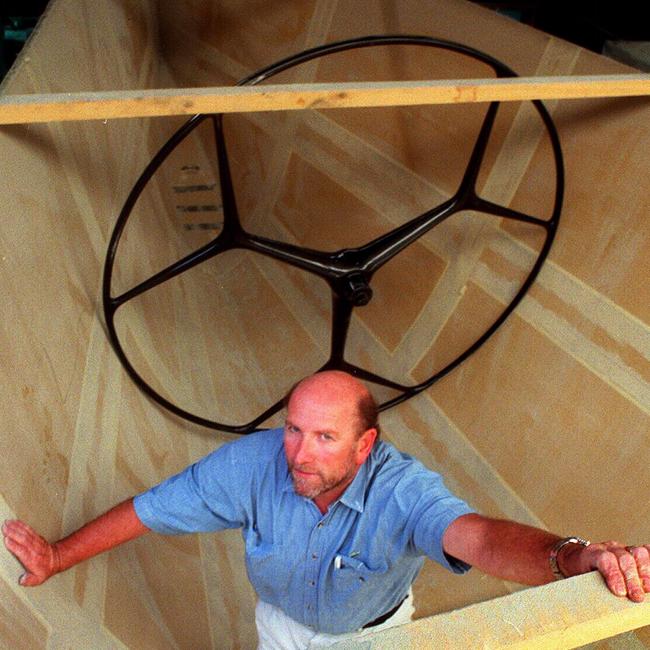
<box><xmin>290</xmin><ymin>466</ymin><xmax>355</xmax><ymax>500</ymax></box>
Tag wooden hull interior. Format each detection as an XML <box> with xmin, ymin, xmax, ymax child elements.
<box><xmin>1</xmin><ymin>1</ymin><xmax>649</xmax><ymax>647</ymax></box>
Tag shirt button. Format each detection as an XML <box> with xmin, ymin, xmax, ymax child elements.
<box><xmin>309</xmin><ymin>581</ymin><xmax>315</xmax><ymax>587</ymax></box>
<box><xmin>317</xmin><ymin>522</ymin><xmax>324</xmax><ymax>528</ymax></box>
<box><xmin>312</xmin><ymin>553</ymin><xmax>318</xmax><ymax>559</ymax></box>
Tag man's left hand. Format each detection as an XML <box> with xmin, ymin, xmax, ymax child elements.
<box><xmin>567</xmin><ymin>542</ymin><xmax>650</xmax><ymax>602</ymax></box>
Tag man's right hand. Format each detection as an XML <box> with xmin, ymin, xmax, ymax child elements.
<box><xmin>2</xmin><ymin>499</ymin><xmax>149</xmax><ymax>588</ymax></box>
<box><xmin>2</xmin><ymin>519</ymin><xmax>60</xmax><ymax>586</ymax></box>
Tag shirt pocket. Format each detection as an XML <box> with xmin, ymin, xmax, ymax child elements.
<box><xmin>332</xmin><ymin>554</ymin><xmax>384</xmax><ymax>601</ymax></box>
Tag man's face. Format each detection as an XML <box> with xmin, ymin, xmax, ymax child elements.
<box><xmin>283</xmin><ymin>377</ymin><xmax>374</xmax><ymax>509</ymax></box>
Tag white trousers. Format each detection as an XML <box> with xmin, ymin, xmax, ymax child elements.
<box><xmin>255</xmin><ymin>590</ymin><xmax>414</xmax><ymax>649</ymax></box>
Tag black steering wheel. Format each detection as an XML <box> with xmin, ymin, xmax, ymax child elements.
<box><xmin>103</xmin><ymin>35</ymin><xmax>563</xmax><ymax>433</ymax></box>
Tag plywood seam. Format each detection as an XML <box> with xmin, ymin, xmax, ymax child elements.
<box><xmin>401</xmin><ymin>396</ymin><xmax>548</xmax><ymax>529</ymax></box>
<box><xmin>498</xmin><ymin>236</ymin><xmax>650</xmax><ymax>350</ymax></box>
<box><xmin>398</xmin><ymin>90</ymin><xmax>555</xmax><ymax>371</ymax></box>
<box><xmin>221</xmin><ymin>0</ymin><xmax>342</xmax><ymax>331</ymax></box>
<box><xmin>523</xmin><ymin>297</ymin><xmax>649</xmax><ymax>416</ymax></box>
<box><xmin>250</xmin><ymin>255</ymin><xmax>331</xmax><ymax>356</ymax></box>
<box><xmin>62</xmin><ymin>312</ymin><xmax>123</xmax><ymax>615</ymax></box>
<box><xmin>245</xmin><ymin>0</ymin><xmax>340</xmax><ymax>233</ymax></box>
<box><xmin>472</xmin><ymin>238</ymin><xmax>650</xmax><ymax>413</ymax></box>
<box><xmin>119</xmin><ymin>545</ymin><xmax>183</xmax><ymax>649</ymax></box>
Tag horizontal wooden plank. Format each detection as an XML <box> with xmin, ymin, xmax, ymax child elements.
<box><xmin>0</xmin><ymin>74</ymin><xmax>649</xmax><ymax>125</ymax></box>
<box><xmin>331</xmin><ymin>572</ymin><xmax>650</xmax><ymax>649</ymax></box>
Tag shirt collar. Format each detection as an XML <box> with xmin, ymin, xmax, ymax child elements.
<box><xmin>338</xmin><ymin>457</ymin><xmax>370</xmax><ymax>513</ymax></box>
<box><xmin>281</xmin><ymin>451</ymin><xmax>294</xmax><ymax>494</ymax></box>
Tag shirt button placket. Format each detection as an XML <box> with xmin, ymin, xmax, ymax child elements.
<box><xmin>304</xmin><ymin>518</ymin><xmax>326</xmax><ymax>627</ymax></box>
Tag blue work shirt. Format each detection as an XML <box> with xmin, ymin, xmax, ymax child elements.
<box><xmin>133</xmin><ymin>428</ymin><xmax>473</xmax><ymax>634</ymax></box>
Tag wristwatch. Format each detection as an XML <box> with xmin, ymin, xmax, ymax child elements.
<box><xmin>549</xmin><ymin>536</ymin><xmax>590</xmax><ymax>580</ymax></box>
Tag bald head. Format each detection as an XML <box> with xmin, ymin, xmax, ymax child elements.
<box><xmin>285</xmin><ymin>371</ymin><xmax>379</xmax><ymax>439</ymax></box>
<box><xmin>283</xmin><ymin>371</ymin><xmax>379</xmax><ymax>510</ymax></box>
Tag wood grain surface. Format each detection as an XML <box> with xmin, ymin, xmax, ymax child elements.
<box><xmin>1</xmin><ymin>74</ymin><xmax>649</xmax><ymax>125</ymax></box>
<box><xmin>1</xmin><ymin>0</ymin><xmax>649</xmax><ymax>648</ymax></box>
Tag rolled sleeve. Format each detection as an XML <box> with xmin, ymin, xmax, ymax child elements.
<box><xmin>408</xmin><ymin>474</ymin><xmax>475</xmax><ymax>574</ymax></box>
<box><xmin>133</xmin><ymin>443</ymin><xmax>248</xmax><ymax>535</ymax></box>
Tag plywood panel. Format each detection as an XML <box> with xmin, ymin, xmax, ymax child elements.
<box><xmin>1</xmin><ymin>0</ymin><xmax>649</xmax><ymax>648</ymax></box>
<box><xmin>0</xmin><ymin>578</ymin><xmax>48</xmax><ymax>650</ymax></box>
<box><xmin>0</xmin><ymin>1</ymin><xmax>206</xmax><ymax>647</ymax></box>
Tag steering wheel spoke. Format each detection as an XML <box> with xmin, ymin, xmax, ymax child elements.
<box><xmin>457</xmin><ymin>101</ymin><xmax>501</xmax><ymax>201</ymax></box>
<box><xmin>471</xmin><ymin>196</ymin><xmax>554</xmax><ymax>229</ymax></box>
<box><xmin>109</xmin><ymin>238</ymin><xmax>223</xmax><ymax>309</ymax></box>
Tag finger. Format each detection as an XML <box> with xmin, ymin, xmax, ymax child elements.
<box><xmin>2</xmin><ymin>519</ymin><xmax>23</xmax><ymax>541</ymax></box>
<box><xmin>619</xmin><ymin>552</ymin><xmax>645</xmax><ymax>602</ymax></box>
<box><xmin>596</xmin><ymin>550</ymin><xmax>628</xmax><ymax>598</ymax></box>
<box><xmin>2</xmin><ymin>521</ymin><xmax>37</xmax><ymax>545</ymax></box>
<box><xmin>3</xmin><ymin>536</ymin><xmax>33</xmax><ymax>587</ymax></box>
<box><xmin>3</xmin><ymin>534</ymin><xmax>30</xmax><ymax>564</ymax></box>
<box><xmin>630</xmin><ymin>546</ymin><xmax>650</xmax><ymax>593</ymax></box>
<box><xmin>11</xmin><ymin>520</ymin><xmax>41</xmax><ymax>538</ymax></box>
<box><xmin>4</xmin><ymin>529</ymin><xmax>50</xmax><ymax>570</ymax></box>
<box><xmin>4</xmin><ymin>536</ymin><xmax>54</xmax><ymax>586</ymax></box>
<box><xmin>4</xmin><ymin>522</ymin><xmax>50</xmax><ymax>559</ymax></box>
<box><xmin>19</xmin><ymin>572</ymin><xmax>45</xmax><ymax>587</ymax></box>
<box><xmin>2</xmin><ymin>520</ymin><xmax>39</xmax><ymax>545</ymax></box>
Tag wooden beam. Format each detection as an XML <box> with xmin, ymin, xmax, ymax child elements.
<box><xmin>330</xmin><ymin>573</ymin><xmax>650</xmax><ymax>649</ymax></box>
<box><xmin>0</xmin><ymin>74</ymin><xmax>649</xmax><ymax>125</ymax></box>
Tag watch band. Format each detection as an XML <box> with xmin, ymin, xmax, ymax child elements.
<box><xmin>549</xmin><ymin>536</ymin><xmax>590</xmax><ymax>580</ymax></box>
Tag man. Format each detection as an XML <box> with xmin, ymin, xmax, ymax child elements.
<box><xmin>3</xmin><ymin>370</ymin><xmax>650</xmax><ymax>648</ymax></box>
